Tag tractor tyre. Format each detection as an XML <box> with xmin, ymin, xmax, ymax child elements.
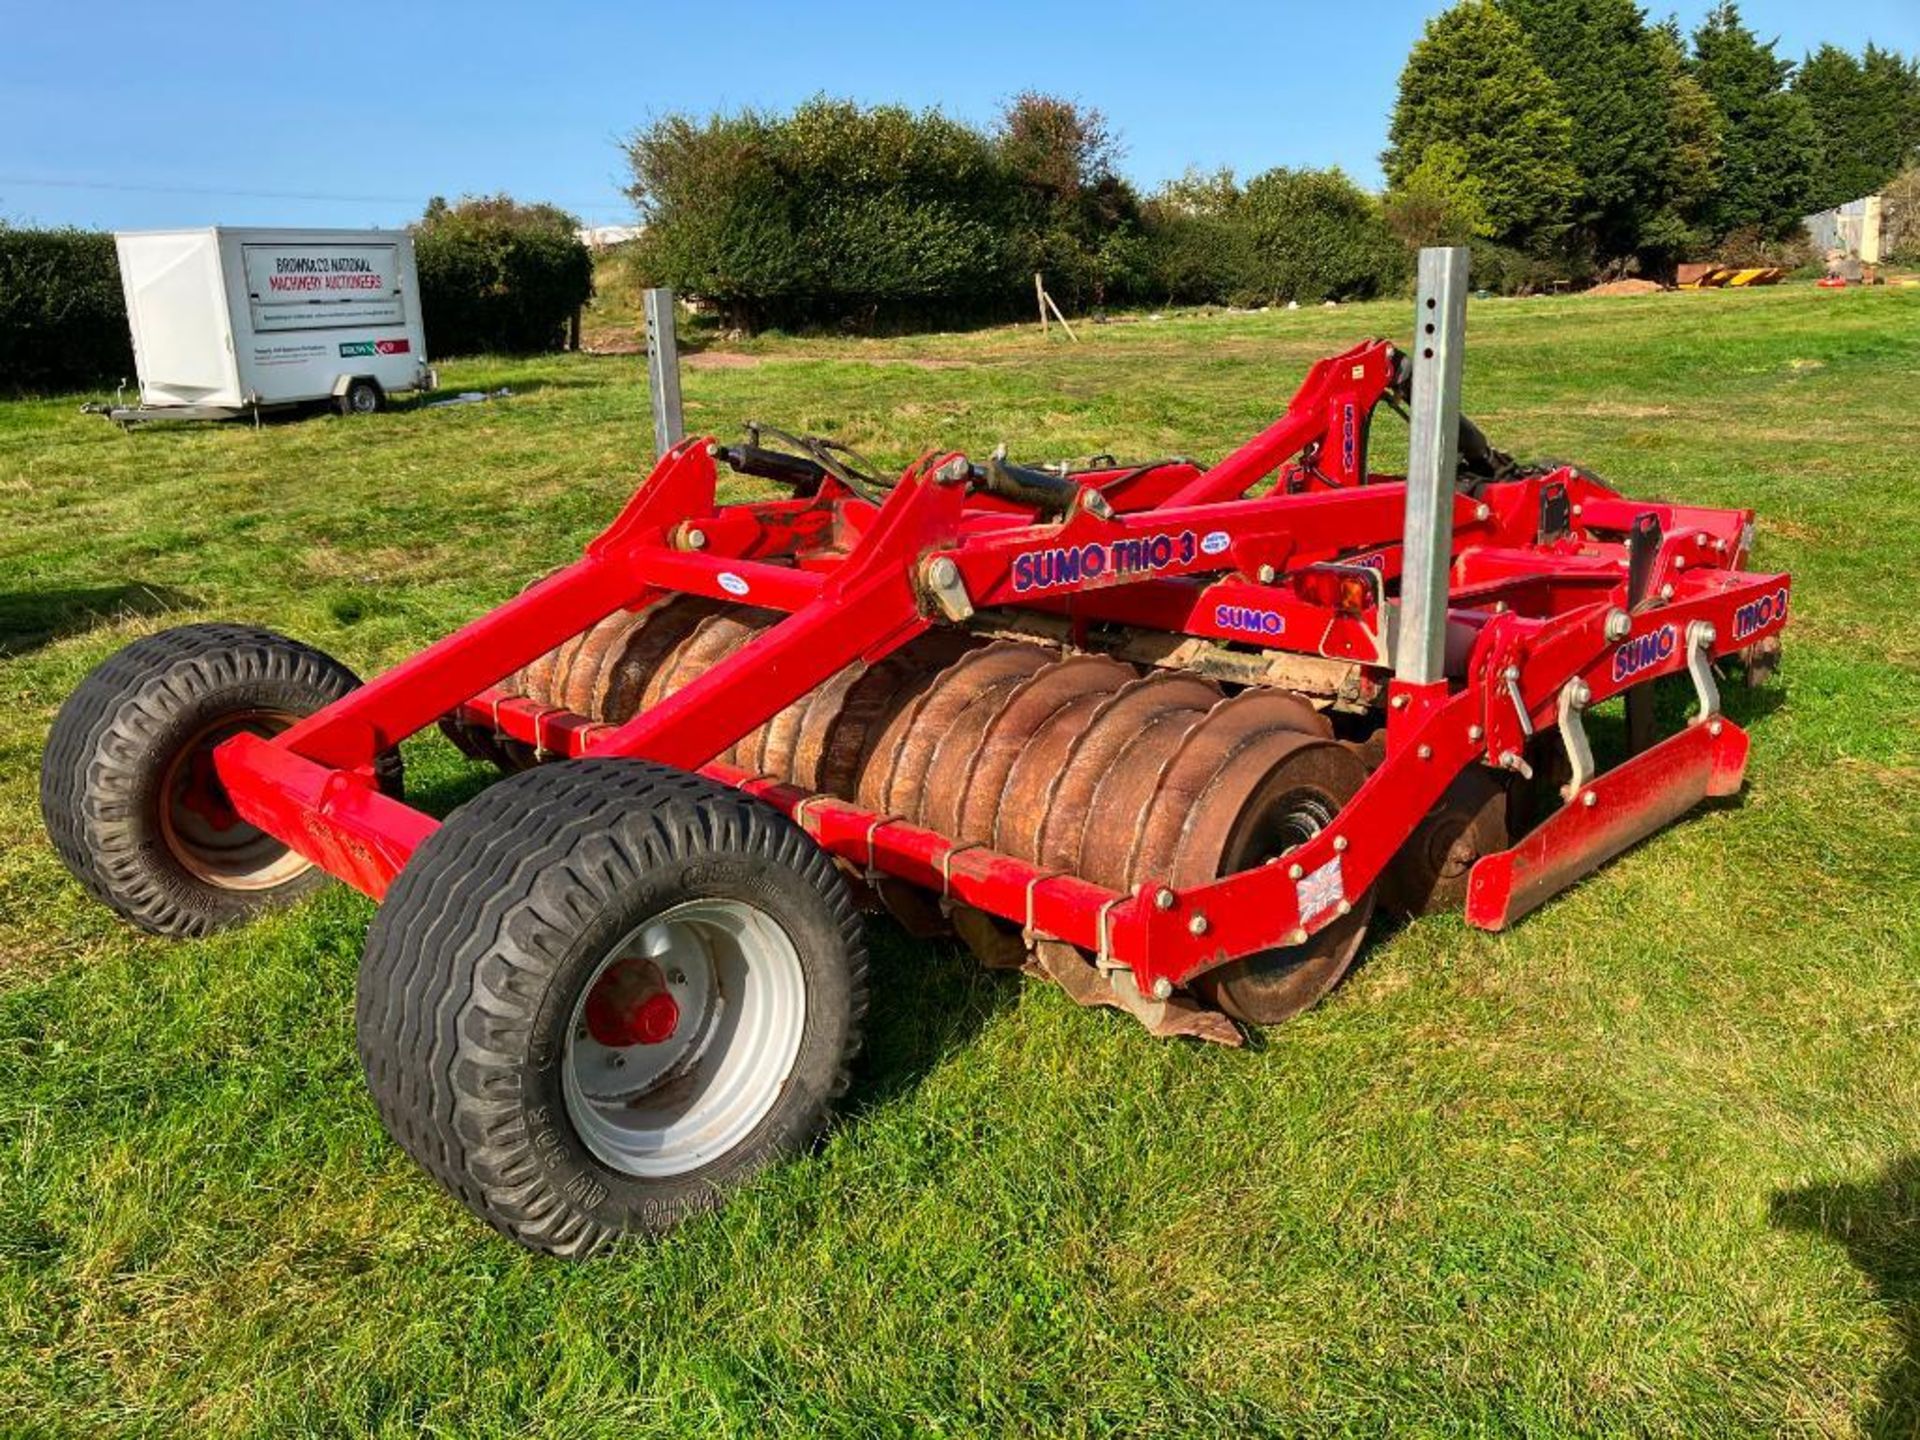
<box><xmin>355</xmin><ymin>759</ymin><xmax>867</xmax><ymax>1257</ymax></box>
<box><xmin>40</xmin><ymin>623</ymin><xmax>402</xmax><ymax>938</ymax></box>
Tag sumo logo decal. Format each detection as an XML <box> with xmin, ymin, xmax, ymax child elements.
<box><xmin>1215</xmin><ymin>604</ymin><xmax>1285</xmax><ymax>637</ymax></box>
<box><xmin>1012</xmin><ymin>530</ymin><xmax>1199</xmax><ymax>593</ymax></box>
<box><xmin>1612</xmin><ymin>623</ymin><xmax>1677</xmax><ymax>682</ymax></box>
<box><xmin>1732</xmin><ymin>586</ymin><xmax>1788</xmax><ymax>641</ymax></box>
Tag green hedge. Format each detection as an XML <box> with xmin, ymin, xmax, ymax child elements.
<box><xmin>414</xmin><ymin>197</ymin><xmax>595</xmax><ymax>354</ymax></box>
<box><xmin>0</xmin><ymin>228</ymin><xmax>133</xmax><ymax>394</ymax></box>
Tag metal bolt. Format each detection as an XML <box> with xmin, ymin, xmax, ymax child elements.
<box><xmin>1503</xmin><ymin>664</ymin><xmax>1520</xmax><ymax>682</ymax></box>
<box><xmin>1468</xmin><ymin>724</ymin><xmax>1484</xmax><ymax>742</ymax></box>
<box><xmin>1188</xmin><ymin>913</ymin><xmax>1210</xmax><ymax>937</ymax></box>
<box><xmin>1674</xmin><ymin>556</ymin><xmax>1687</xmax><ymax>571</ymax></box>
<box><xmin>1287</xmin><ymin>862</ymin><xmax>1304</xmax><ymax>880</ymax></box>
<box><xmin>1474</xmin><ymin>503</ymin><xmax>1491</xmax><ymax>521</ymax></box>
<box><xmin>575</xmin><ymin>1025</ymin><xmax>588</xmax><ymax>1040</ymax></box>
<box><xmin>1391</xmin><ymin>693</ymin><xmax>1409</xmax><ymax>710</ymax></box>
<box><xmin>1333</xmin><ymin>835</ymin><xmax>1349</xmax><ymax>853</ymax></box>
<box><xmin>686</xmin><ymin>527</ymin><xmax>707</xmax><ymax>550</ymax></box>
<box><xmin>1499</xmin><ymin>750</ymin><xmax>1524</xmax><ymax>771</ymax></box>
<box><xmin>1582</xmin><ymin>791</ymin><xmax>1598</xmax><ymax>808</ymax></box>
<box><xmin>1709</xmin><ymin>719</ymin><xmax>1724</xmax><ymax>737</ymax></box>
<box><xmin>1154</xmin><ymin>887</ymin><xmax>1176</xmax><ymax>911</ymax></box>
<box><xmin>1288</xmin><ymin>928</ymin><xmax>1308</xmax><ymax>945</ymax></box>
<box><xmin>1150</xmin><ymin>977</ymin><xmax>1173</xmax><ymax>1001</ymax></box>
<box><xmin>1417</xmin><ymin>743</ymin><xmax>1433</xmax><ymax>760</ymax></box>
<box><xmin>704</xmin><ymin>442</ymin><xmax>719</xmax><ymax>458</ymax></box>
<box><xmin>929</xmin><ymin>556</ymin><xmax>959</xmax><ymax>587</ymax></box>
<box><xmin>1659</xmin><ymin>584</ymin><xmax>1675</xmax><ymax>601</ymax></box>
<box><xmin>1571</xmin><ymin>503</ymin><xmax>1583</xmax><ymax>518</ymax></box>
<box><xmin>1336</xmin><ymin>899</ymin><xmax>1352</xmax><ymax>916</ymax></box>
<box><xmin>1604</xmin><ymin>608</ymin><xmax>1632</xmax><ymax>642</ymax></box>
<box><xmin>611</xmin><ymin>1055</ymin><xmax>626</xmax><ymax>1068</ymax></box>
<box><xmin>1257</xmin><ymin>564</ymin><xmax>1277</xmax><ymax>584</ymax></box>
<box><xmin>668</xmin><ymin>968</ymin><xmax>686</xmax><ymax>985</ymax></box>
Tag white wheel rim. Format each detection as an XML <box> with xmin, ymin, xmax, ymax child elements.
<box><xmin>562</xmin><ymin>898</ymin><xmax>807</xmax><ymax>1179</ymax></box>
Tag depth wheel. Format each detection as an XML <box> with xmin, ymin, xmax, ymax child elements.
<box><xmin>39</xmin><ymin>623</ymin><xmax>401</xmax><ymax>937</ymax></box>
<box><xmin>355</xmin><ymin>759</ymin><xmax>867</xmax><ymax>1256</ymax></box>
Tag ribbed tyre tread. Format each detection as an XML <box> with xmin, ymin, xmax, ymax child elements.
<box><xmin>39</xmin><ymin>623</ymin><xmax>395</xmax><ymax>937</ymax></box>
<box><xmin>355</xmin><ymin>759</ymin><xmax>867</xmax><ymax>1257</ymax></box>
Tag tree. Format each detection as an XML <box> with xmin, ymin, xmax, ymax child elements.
<box><xmin>996</xmin><ymin>93</ymin><xmax>1147</xmax><ymax>307</ymax></box>
<box><xmin>1236</xmin><ymin>168</ymin><xmax>1405</xmax><ymax>305</ymax></box>
<box><xmin>1796</xmin><ymin>43</ymin><xmax>1920</xmax><ymax>210</ymax></box>
<box><xmin>1383</xmin><ymin>0</ymin><xmax>1580</xmax><ymax>252</ymax></box>
<box><xmin>1497</xmin><ymin>0</ymin><xmax>1674</xmax><ymax>262</ymax></box>
<box><xmin>1382</xmin><ymin>143</ymin><xmax>1492</xmax><ymax>249</ymax></box>
<box><xmin>413</xmin><ymin>196</ymin><xmax>594</xmax><ymax>354</ymax></box>
<box><xmin>625</xmin><ymin>98</ymin><xmax>1023</xmax><ymax>330</ymax></box>
<box><xmin>1641</xmin><ymin>18</ymin><xmax>1727</xmax><ymax>262</ymax></box>
<box><xmin>1690</xmin><ymin>2</ymin><xmax>1820</xmax><ymax>237</ymax></box>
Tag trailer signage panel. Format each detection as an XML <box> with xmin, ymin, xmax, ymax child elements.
<box><xmin>243</xmin><ymin>243</ymin><xmax>405</xmax><ymax>333</ymax></box>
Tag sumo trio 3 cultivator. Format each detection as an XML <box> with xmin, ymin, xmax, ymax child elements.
<box><xmin>42</xmin><ymin>253</ymin><xmax>1789</xmax><ymax>1254</ymax></box>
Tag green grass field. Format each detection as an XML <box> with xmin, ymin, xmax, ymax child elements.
<box><xmin>2</xmin><ymin>285</ymin><xmax>1918</xmax><ymax>1437</ymax></box>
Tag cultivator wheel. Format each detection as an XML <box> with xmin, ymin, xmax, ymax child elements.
<box><xmin>40</xmin><ymin>624</ymin><xmax>401</xmax><ymax>938</ymax></box>
<box><xmin>355</xmin><ymin>759</ymin><xmax>866</xmax><ymax>1258</ymax></box>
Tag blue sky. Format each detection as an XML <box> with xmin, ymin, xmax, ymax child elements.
<box><xmin>4</xmin><ymin>0</ymin><xmax>1915</xmax><ymax>232</ymax></box>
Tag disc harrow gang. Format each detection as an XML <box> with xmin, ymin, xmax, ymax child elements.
<box><xmin>464</xmin><ymin>597</ymin><xmax>1453</xmax><ymax>1031</ymax></box>
<box><xmin>170</xmin><ymin>327</ymin><xmax>1787</xmax><ymax>1049</ymax></box>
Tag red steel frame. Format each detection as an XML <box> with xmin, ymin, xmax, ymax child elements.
<box><xmin>214</xmin><ymin>340</ymin><xmax>1790</xmax><ymax>998</ymax></box>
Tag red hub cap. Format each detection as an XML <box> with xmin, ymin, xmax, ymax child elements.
<box><xmin>582</xmin><ymin>958</ymin><xmax>680</xmax><ymax>1047</ymax></box>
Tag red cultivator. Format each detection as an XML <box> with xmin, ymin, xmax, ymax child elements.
<box><xmin>42</xmin><ymin>256</ymin><xmax>1789</xmax><ymax>1253</ymax></box>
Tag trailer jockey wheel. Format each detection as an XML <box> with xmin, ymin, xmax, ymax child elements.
<box><xmin>337</xmin><ymin>378</ymin><xmax>383</xmax><ymax>416</ymax></box>
<box><xmin>39</xmin><ymin>624</ymin><xmax>402</xmax><ymax>938</ymax></box>
<box><xmin>355</xmin><ymin>759</ymin><xmax>866</xmax><ymax>1257</ymax></box>
<box><xmin>1190</xmin><ymin>741</ymin><xmax>1376</xmax><ymax>1026</ymax></box>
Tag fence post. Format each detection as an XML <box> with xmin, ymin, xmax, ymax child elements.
<box><xmin>643</xmin><ymin>287</ymin><xmax>685</xmax><ymax>459</ymax></box>
<box><xmin>1394</xmin><ymin>246</ymin><xmax>1471</xmax><ymax>686</ymax></box>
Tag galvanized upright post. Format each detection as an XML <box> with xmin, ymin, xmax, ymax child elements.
<box><xmin>643</xmin><ymin>287</ymin><xmax>685</xmax><ymax>459</ymax></box>
<box><xmin>1394</xmin><ymin>247</ymin><xmax>1471</xmax><ymax>686</ymax></box>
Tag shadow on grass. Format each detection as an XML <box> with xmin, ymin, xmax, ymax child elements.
<box><xmin>0</xmin><ymin>583</ymin><xmax>199</xmax><ymax>659</ymax></box>
<box><xmin>1772</xmin><ymin>1157</ymin><xmax>1920</xmax><ymax>1438</ymax></box>
<box><xmin>840</xmin><ymin>918</ymin><xmax>1017</xmax><ymax>1119</ymax></box>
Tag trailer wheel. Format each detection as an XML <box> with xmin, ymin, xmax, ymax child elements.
<box><xmin>39</xmin><ymin>624</ymin><xmax>402</xmax><ymax>938</ymax></box>
<box><xmin>337</xmin><ymin>378</ymin><xmax>383</xmax><ymax>416</ymax></box>
<box><xmin>355</xmin><ymin>759</ymin><xmax>867</xmax><ymax>1257</ymax></box>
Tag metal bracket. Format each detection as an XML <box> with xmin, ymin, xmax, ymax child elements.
<box><xmin>1686</xmin><ymin>620</ymin><xmax>1720</xmax><ymax>722</ymax></box>
<box><xmin>1502</xmin><ymin>665</ymin><xmax>1536</xmax><ymax>738</ymax></box>
<box><xmin>1557</xmin><ymin>678</ymin><xmax>1594</xmax><ymax>796</ymax></box>
<box><xmin>921</xmin><ymin>555</ymin><xmax>975</xmax><ymax>623</ymax></box>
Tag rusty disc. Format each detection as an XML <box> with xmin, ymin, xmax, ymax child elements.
<box><xmin>640</xmin><ymin>609</ymin><xmax>781</xmax><ymax>712</ymax></box>
<box><xmin>1125</xmin><ymin>692</ymin><xmax>1326</xmax><ymax>890</ymax></box>
<box><xmin>594</xmin><ymin>595</ymin><xmax>724</xmax><ymax>723</ymax></box>
<box><xmin>913</xmin><ymin>651</ymin><xmax>1063</xmax><ymax>838</ymax></box>
<box><xmin>991</xmin><ymin>685</ymin><xmax>1128</xmax><ymax>863</ymax></box>
<box><xmin>857</xmin><ymin>642</ymin><xmax>1052</xmax><ymax>819</ymax></box>
<box><xmin>1033</xmin><ymin>673</ymin><xmax>1220</xmax><ymax>882</ymax></box>
<box><xmin>1178</xmin><ymin>737</ymin><xmax>1374</xmax><ymax>1026</ymax></box>
<box><xmin>1379</xmin><ymin>768</ymin><xmax>1510</xmax><ymax>916</ymax></box>
<box><xmin>953</xmin><ymin>654</ymin><xmax>1134</xmax><ymax>846</ymax></box>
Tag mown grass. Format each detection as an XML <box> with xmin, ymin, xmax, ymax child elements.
<box><xmin>1</xmin><ymin>285</ymin><xmax>1917</xmax><ymax>1437</ymax></box>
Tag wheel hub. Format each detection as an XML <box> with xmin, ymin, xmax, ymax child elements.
<box><xmin>561</xmin><ymin>899</ymin><xmax>806</xmax><ymax>1177</ymax></box>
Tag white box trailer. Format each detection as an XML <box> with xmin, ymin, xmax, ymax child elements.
<box><xmin>110</xmin><ymin>226</ymin><xmax>434</xmax><ymax>421</ymax></box>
